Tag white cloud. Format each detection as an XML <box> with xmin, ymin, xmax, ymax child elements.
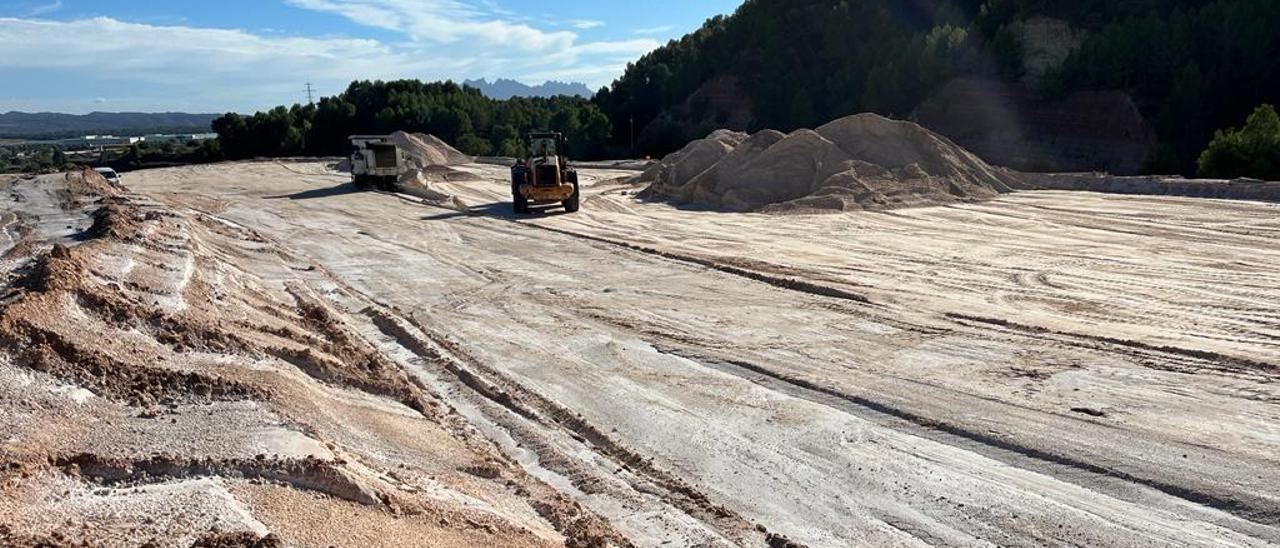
<box><xmin>571</xmin><ymin>39</ymin><xmax>659</xmax><ymax>56</ymax></box>
<box><xmin>0</xmin><ymin>12</ymin><xmax>660</xmax><ymax>112</ymax></box>
<box><xmin>283</xmin><ymin>1</ymin><xmax>654</xmax><ymax>58</ymax></box>
<box><xmin>284</xmin><ymin>0</ymin><xmax>576</xmax><ymax>52</ymax></box>
<box><xmin>0</xmin><ymin>17</ymin><xmax>428</xmax><ymax>78</ymax></box>
<box><xmin>0</xmin><ymin>2</ymin><xmax>669</xmax><ymax>113</ymax></box>
<box><xmin>0</xmin><ymin>16</ymin><xmax>452</xmax><ymax>112</ymax></box>
<box><xmin>524</xmin><ymin>63</ymin><xmax>628</xmax><ymax>84</ymax></box>
<box><xmin>633</xmin><ymin>25</ymin><xmax>674</xmax><ymax>35</ymax></box>
<box><xmin>24</xmin><ymin>0</ymin><xmax>61</xmax><ymax>17</ymax></box>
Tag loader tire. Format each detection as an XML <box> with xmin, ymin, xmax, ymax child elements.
<box><xmin>563</xmin><ymin>173</ymin><xmax>580</xmax><ymax>213</ymax></box>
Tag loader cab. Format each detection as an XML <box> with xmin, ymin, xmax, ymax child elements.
<box><xmin>530</xmin><ymin>136</ymin><xmax>558</xmax><ymax>159</ymax></box>
<box><xmin>526</xmin><ymin>132</ymin><xmax>567</xmax><ymax>165</ymax></box>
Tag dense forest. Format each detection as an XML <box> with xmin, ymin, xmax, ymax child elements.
<box><xmin>215</xmin><ymin>0</ymin><xmax>1280</xmax><ymax>176</ymax></box>
<box><xmin>595</xmin><ymin>0</ymin><xmax>1280</xmax><ymax>174</ymax></box>
<box><xmin>213</xmin><ymin>80</ymin><xmax>611</xmax><ymax>160</ymax></box>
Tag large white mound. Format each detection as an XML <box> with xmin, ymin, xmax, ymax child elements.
<box><xmin>637</xmin><ymin>113</ymin><xmax>1023</xmax><ymax>212</ymax></box>
<box><xmin>390</xmin><ymin>131</ymin><xmax>474</xmax><ymax>168</ymax></box>
<box><xmin>388</xmin><ymin>132</ymin><xmax>477</xmax><ymax>209</ymax></box>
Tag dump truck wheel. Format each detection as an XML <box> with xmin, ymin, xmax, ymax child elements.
<box><xmin>511</xmin><ymin>166</ymin><xmax>531</xmax><ymax>214</ymax></box>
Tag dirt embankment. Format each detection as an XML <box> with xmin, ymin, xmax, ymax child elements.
<box><xmin>0</xmin><ymin>170</ymin><xmax>625</xmax><ymax>547</ymax></box>
<box><xmin>637</xmin><ymin>113</ymin><xmax>1022</xmax><ymax>212</ymax></box>
<box><xmin>1030</xmin><ymin>172</ymin><xmax>1280</xmax><ymax>202</ymax></box>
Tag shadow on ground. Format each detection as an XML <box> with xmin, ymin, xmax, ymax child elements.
<box><xmin>266</xmin><ymin>182</ymin><xmax>365</xmax><ymax>200</ymax></box>
<box><xmin>421</xmin><ymin>201</ymin><xmax>572</xmax><ymax>221</ymax></box>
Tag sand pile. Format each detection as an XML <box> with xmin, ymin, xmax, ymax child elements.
<box><xmin>638</xmin><ymin>113</ymin><xmax>1022</xmax><ymax>212</ymax></box>
<box><xmin>332</xmin><ymin>132</ymin><xmax>469</xmax><ymax>175</ymax></box>
<box><xmin>391</xmin><ymin>131</ymin><xmax>473</xmax><ymax>168</ymax></box>
<box><xmin>387</xmin><ymin>132</ymin><xmax>477</xmax><ymax>208</ymax></box>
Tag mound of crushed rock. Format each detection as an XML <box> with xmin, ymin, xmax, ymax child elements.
<box><xmin>637</xmin><ymin>113</ymin><xmax>1023</xmax><ymax>212</ymax></box>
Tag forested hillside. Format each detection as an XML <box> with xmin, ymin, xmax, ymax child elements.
<box><xmin>595</xmin><ymin>0</ymin><xmax>1280</xmax><ymax>174</ymax></box>
<box><xmin>215</xmin><ymin>0</ymin><xmax>1279</xmax><ymax>175</ymax></box>
<box><xmin>213</xmin><ymin>80</ymin><xmax>610</xmax><ymax>160</ymax></box>
<box><xmin>0</xmin><ymin>111</ymin><xmax>217</xmax><ymax>139</ymax></box>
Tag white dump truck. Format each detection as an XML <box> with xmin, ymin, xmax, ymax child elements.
<box><xmin>349</xmin><ymin>135</ymin><xmax>407</xmax><ymax>189</ymax></box>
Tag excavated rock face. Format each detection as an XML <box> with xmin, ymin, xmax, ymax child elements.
<box><xmin>637</xmin><ymin>113</ymin><xmax>1023</xmax><ymax>213</ymax></box>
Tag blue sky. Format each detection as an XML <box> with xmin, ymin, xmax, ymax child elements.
<box><xmin>0</xmin><ymin>0</ymin><xmax>742</xmax><ymax>113</ymax></box>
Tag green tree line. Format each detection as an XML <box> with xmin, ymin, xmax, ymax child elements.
<box><xmin>0</xmin><ymin>145</ymin><xmax>71</xmax><ymax>174</ymax></box>
<box><xmin>213</xmin><ymin>80</ymin><xmax>613</xmax><ymax>160</ymax></box>
<box><xmin>595</xmin><ymin>0</ymin><xmax>1280</xmax><ymax>176</ymax></box>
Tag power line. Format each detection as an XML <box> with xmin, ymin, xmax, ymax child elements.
<box><xmin>304</xmin><ymin>83</ymin><xmax>315</xmax><ymax>104</ymax></box>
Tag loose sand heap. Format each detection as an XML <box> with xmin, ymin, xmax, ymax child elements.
<box><xmin>333</xmin><ymin>131</ymin><xmax>476</xmax><ymax>207</ymax></box>
<box><xmin>390</xmin><ymin>131</ymin><xmax>478</xmax><ymax>209</ymax></box>
<box><xmin>637</xmin><ymin>113</ymin><xmax>1023</xmax><ymax>212</ymax></box>
<box><xmin>391</xmin><ymin>132</ymin><xmax>473</xmax><ymax>168</ymax></box>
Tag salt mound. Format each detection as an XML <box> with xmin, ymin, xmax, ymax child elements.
<box><xmin>637</xmin><ymin>113</ymin><xmax>1023</xmax><ymax>212</ymax></box>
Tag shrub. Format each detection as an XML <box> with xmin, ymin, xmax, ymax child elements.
<box><xmin>1197</xmin><ymin>104</ymin><xmax>1280</xmax><ymax>180</ymax></box>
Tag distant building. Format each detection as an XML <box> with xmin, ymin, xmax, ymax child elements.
<box><xmin>141</xmin><ymin>133</ymin><xmax>218</xmax><ymax>144</ymax></box>
<box><xmin>52</xmin><ymin>135</ymin><xmax>144</xmax><ymax>149</ymax></box>
<box><xmin>0</xmin><ymin>132</ymin><xmax>216</xmax><ymax>150</ymax></box>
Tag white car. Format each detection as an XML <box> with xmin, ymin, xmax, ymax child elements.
<box><xmin>93</xmin><ymin>167</ymin><xmax>122</xmax><ymax>186</ymax></box>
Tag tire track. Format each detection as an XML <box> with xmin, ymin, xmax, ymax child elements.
<box><xmin>377</xmin><ymin>194</ymin><xmax>882</xmax><ymax>308</ymax></box>
<box><xmin>948</xmin><ymin>313</ymin><xmax>1279</xmax><ymax>375</ymax></box>
<box><xmin>640</xmin><ymin>341</ymin><xmax>1280</xmax><ymax>537</ymax></box>
<box><xmin>342</xmin><ymin>300</ymin><xmax>788</xmax><ymax>547</ymax></box>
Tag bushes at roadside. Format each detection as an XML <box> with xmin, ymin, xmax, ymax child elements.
<box><xmin>0</xmin><ymin>145</ymin><xmax>72</xmax><ymax>174</ymax></box>
<box><xmin>1197</xmin><ymin>104</ymin><xmax>1280</xmax><ymax>180</ymax></box>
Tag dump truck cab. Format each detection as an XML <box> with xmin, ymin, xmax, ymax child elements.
<box><xmin>349</xmin><ymin>135</ymin><xmax>406</xmax><ymax>190</ymax></box>
<box><xmin>511</xmin><ymin>132</ymin><xmax>579</xmax><ymax>214</ymax></box>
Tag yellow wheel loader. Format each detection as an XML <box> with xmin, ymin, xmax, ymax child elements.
<box><xmin>511</xmin><ymin>132</ymin><xmax>580</xmax><ymax>214</ymax></box>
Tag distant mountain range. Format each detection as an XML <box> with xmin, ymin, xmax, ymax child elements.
<box><xmin>0</xmin><ymin>111</ymin><xmax>219</xmax><ymax>139</ymax></box>
<box><xmin>463</xmin><ymin>78</ymin><xmax>594</xmax><ymax>100</ymax></box>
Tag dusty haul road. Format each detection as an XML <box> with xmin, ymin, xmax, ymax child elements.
<box><xmin>4</xmin><ymin>161</ymin><xmax>1280</xmax><ymax>546</ymax></box>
